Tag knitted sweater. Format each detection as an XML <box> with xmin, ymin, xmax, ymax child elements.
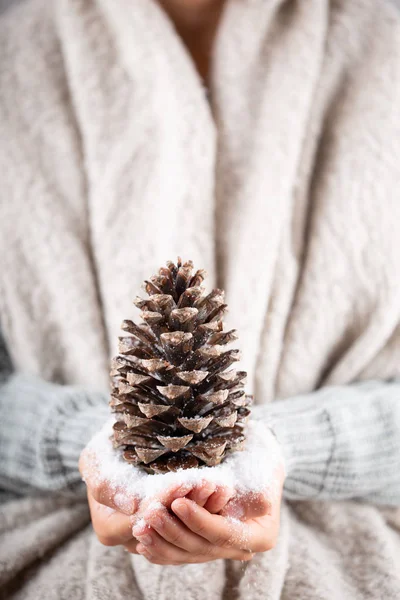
<box><xmin>1</xmin><ymin>333</ymin><xmax>400</xmax><ymax>506</ymax></box>
<box><xmin>1</xmin><ymin>0</ymin><xmax>400</xmax><ymax>599</ymax></box>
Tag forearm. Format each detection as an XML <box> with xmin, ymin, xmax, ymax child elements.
<box><xmin>253</xmin><ymin>380</ymin><xmax>400</xmax><ymax>505</ymax></box>
<box><xmin>0</xmin><ymin>333</ymin><xmax>109</xmax><ymax>496</ymax></box>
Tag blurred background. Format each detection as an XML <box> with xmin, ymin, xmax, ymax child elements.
<box><xmin>0</xmin><ymin>0</ymin><xmax>22</xmax><ymax>12</ymax></box>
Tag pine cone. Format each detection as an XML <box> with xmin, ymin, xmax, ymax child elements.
<box><xmin>110</xmin><ymin>258</ymin><xmax>252</xmax><ymax>474</ymax></box>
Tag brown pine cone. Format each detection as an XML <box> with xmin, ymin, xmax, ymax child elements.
<box><xmin>110</xmin><ymin>258</ymin><xmax>252</xmax><ymax>474</ymax></box>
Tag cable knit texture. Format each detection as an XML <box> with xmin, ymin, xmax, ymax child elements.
<box><xmin>1</xmin><ymin>0</ymin><xmax>400</xmax><ymax>598</ymax></box>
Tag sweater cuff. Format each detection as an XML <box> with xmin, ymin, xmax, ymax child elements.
<box><xmin>251</xmin><ymin>402</ymin><xmax>335</xmax><ymax>499</ymax></box>
<box><xmin>57</xmin><ymin>393</ymin><xmax>110</xmax><ymax>472</ymax></box>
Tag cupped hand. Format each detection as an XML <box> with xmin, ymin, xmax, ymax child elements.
<box><xmin>79</xmin><ymin>447</ymin><xmax>234</xmax><ymax>552</ymax></box>
<box><xmin>130</xmin><ymin>464</ymin><xmax>285</xmax><ymax>565</ymax></box>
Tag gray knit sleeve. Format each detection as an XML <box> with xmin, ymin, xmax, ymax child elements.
<box><xmin>2</xmin><ymin>321</ymin><xmax>400</xmax><ymax>504</ymax></box>
<box><xmin>0</xmin><ymin>331</ymin><xmax>109</xmax><ymax>497</ymax></box>
<box><xmin>253</xmin><ymin>380</ymin><xmax>400</xmax><ymax>505</ymax></box>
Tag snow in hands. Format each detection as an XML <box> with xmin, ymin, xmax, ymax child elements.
<box><xmin>88</xmin><ymin>418</ymin><xmax>283</xmax><ymax>501</ymax></box>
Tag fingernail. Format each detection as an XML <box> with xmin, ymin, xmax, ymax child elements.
<box><xmin>114</xmin><ymin>493</ymin><xmax>133</xmax><ymax>514</ymax></box>
<box><xmin>173</xmin><ymin>501</ymin><xmax>189</xmax><ymax>518</ymax></box>
<box><xmin>136</xmin><ymin>534</ymin><xmax>152</xmax><ymax>546</ymax></box>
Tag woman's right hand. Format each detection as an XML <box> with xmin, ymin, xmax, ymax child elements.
<box><xmin>79</xmin><ymin>447</ymin><xmax>233</xmax><ymax>553</ymax></box>
<box><xmin>79</xmin><ymin>447</ymin><xmax>140</xmax><ymax>548</ymax></box>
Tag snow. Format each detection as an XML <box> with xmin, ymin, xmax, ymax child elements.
<box><xmin>86</xmin><ymin>418</ymin><xmax>284</xmax><ymax>502</ymax></box>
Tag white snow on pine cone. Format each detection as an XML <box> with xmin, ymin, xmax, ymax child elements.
<box><xmin>86</xmin><ymin>419</ymin><xmax>285</xmax><ymax>500</ymax></box>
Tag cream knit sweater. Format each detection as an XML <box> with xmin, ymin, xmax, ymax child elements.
<box><xmin>1</xmin><ymin>0</ymin><xmax>400</xmax><ymax>598</ymax></box>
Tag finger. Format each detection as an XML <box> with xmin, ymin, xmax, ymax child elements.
<box><xmin>221</xmin><ymin>491</ymin><xmax>272</xmax><ymax>521</ymax></box>
<box><xmin>135</xmin><ymin>504</ymin><xmax>210</xmax><ymax>553</ymax></box>
<box><xmin>155</xmin><ymin>482</ymin><xmax>196</xmax><ymax>508</ymax></box>
<box><xmin>203</xmin><ymin>485</ymin><xmax>235</xmax><ymax>514</ymax></box>
<box><xmin>185</xmin><ymin>480</ymin><xmax>217</xmax><ymax>507</ymax></box>
<box><xmin>136</xmin><ymin>545</ymin><xmax>183</xmax><ymax>566</ymax></box>
<box><xmin>80</xmin><ymin>448</ymin><xmax>139</xmax><ymax>515</ymax></box>
<box><xmin>134</xmin><ymin>527</ymin><xmax>254</xmax><ymax>565</ymax></box>
<box><xmin>137</xmin><ymin>545</ymin><xmax>254</xmax><ymax>565</ymax></box>
<box><xmin>131</xmin><ymin>482</ymin><xmax>195</xmax><ymax>527</ymax></box>
<box><xmin>134</xmin><ymin>506</ymin><xmax>256</xmax><ymax>561</ymax></box>
<box><xmin>136</xmin><ymin>548</ymin><xmax>182</xmax><ymax>565</ymax></box>
<box><xmin>88</xmin><ymin>492</ymin><xmax>134</xmax><ymax>546</ymax></box>
<box><xmin>134</xmin><ymin>528</ymin><xmax>193</xmax><ymax>563</ymax></box>
<box><xmin>90</xmin><ymin>482</ymin><xmax>138</xmax><ymax>515</ymax></box>
<box><xmin>171</xmin><ymin>498</ymin><xmax>257</xmax><ymax>550</ymax></box>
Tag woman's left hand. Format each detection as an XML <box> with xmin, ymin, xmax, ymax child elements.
<box><xmin>129</xmin><ymin>465</ymin><xmax>285</xmax><ymax>565</ymax></box>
